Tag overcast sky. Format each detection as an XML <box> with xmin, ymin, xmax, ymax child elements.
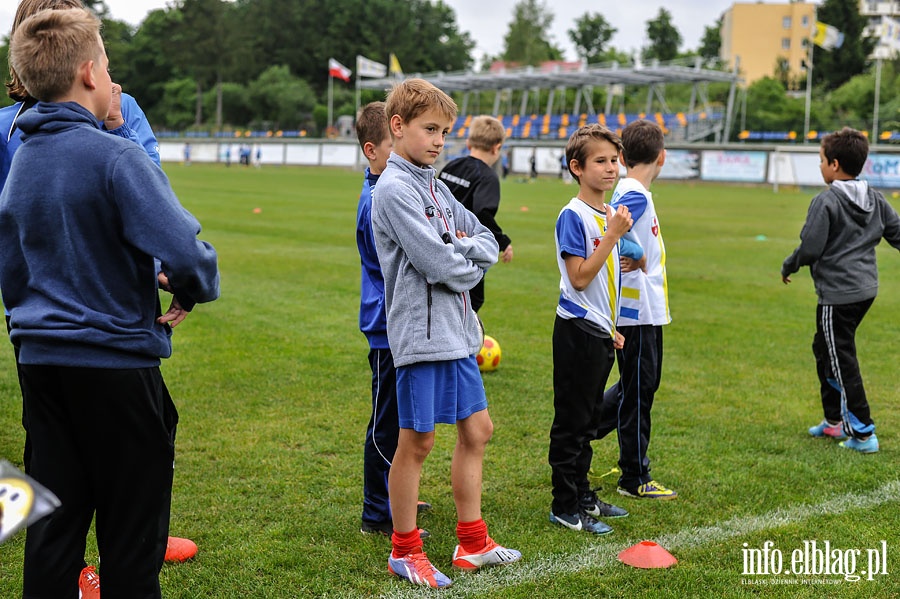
<box><xmin>1</xmin><ymin>1</ymin><xmax>822</xmax><ymax>61</ymax></box>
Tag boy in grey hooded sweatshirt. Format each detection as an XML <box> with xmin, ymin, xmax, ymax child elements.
<box><xmin>371</xmin><ymin>78</ymin><xmax>520</xmax><ymax>589</ymax></box>
<box><xmin>782</xmin><ymin>127</ymin><xmax>900</xmax><ymax>454</ymax></box>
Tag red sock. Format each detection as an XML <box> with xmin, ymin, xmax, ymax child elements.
<box><xmin>456</xmin><ymin>518</ymin><xmax>488</xmax><ymax>553</ymax></box>
<box><xmin>391</xmin><ymin>528</ymin><xmax>422</xmax><ymax>558</ymax></box>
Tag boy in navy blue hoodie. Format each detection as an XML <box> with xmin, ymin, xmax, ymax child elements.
<box><xmin>0</xmin><ymin>8</ymin><xmax>219</xmax><ymax>598</ymax></box>
<box><xmin>355</xmin><ymin>101</ymin><xmax>431</xmax><ymax>537</ymax></box>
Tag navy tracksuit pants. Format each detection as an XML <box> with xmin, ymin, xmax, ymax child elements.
<box><xmin>597</xmin><ymin>324</ymin><xmax>663</xmax><ymax>490</ymax></box>
<box><xmin>361</xmin><ymin>348</ymin><xmax>399</xmax><ymax>527</ymax></box>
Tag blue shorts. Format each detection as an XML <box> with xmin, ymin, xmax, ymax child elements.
<box><xmin>396</xmin><ymin>356</ymin><xmax>488</xmax><ymax>432</ymax></box>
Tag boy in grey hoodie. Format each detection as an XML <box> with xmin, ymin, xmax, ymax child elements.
<box><xmin>782</xmin><ymin>127</ymin><xmax>900</xmax><ymax>454</ymax></box>
<box><xmin>371</xmin><ymin>79</ymin><xmax>520</xmax><ymax>588</ymax></box>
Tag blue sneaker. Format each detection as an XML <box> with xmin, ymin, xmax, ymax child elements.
<box><xmin>549</xmin><ymin>510</ymin><xmax>613</xmax><ymax>535</ymax></box>
<box><xmin>388</xmin><ymin>551</ymin><xmax>452</xmax><ymax>588</ymax></box>
<box><xmin>809</xmin><ymin>420</ymin><xmax>847</xmax><ymax>439</ymax></box>
<box><xmin>839</xmin><ymin>435</ymin><xmax>879</xmax><ymax>454</ymax></box>
<box><xmin>580</xmin><ymin>488</ymin><xmax>628</xmax><ymax>518</ymax></box>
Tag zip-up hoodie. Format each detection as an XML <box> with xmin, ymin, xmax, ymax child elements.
<box><xmin>782</xmin><ymin>179</ymin><xmax>900</xmax><ymax>304</ymax></box>
<box><xmin>0</xmin><ymin>102</ymin><xmax>219</xmax><ymax>368</ymax></box>
<box><xmin>372</xmin><ymin>152</ymin><xmax>498</xmax><ymax>367</ymax></box>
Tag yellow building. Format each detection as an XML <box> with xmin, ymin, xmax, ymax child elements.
<box><xmin>720</xmin><ymin>1</ymin><xmax>817</xmax><ymax>86</ymax></box>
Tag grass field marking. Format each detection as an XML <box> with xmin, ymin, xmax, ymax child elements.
<box><xmin>370</xmin><ymin>480</ymin><xmax>900</xmax><ymax>598</ymax></box>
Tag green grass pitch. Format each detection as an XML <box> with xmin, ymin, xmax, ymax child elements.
<box><xmin>0</xmin><ymin>164</ymin><xmax>898</xmax><ymax>597</ymax></box>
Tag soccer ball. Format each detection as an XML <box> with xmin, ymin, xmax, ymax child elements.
<box><xmin>477</xmin><ymin>335</ymin><xmax>502</xmax><ymax>372</ymax></box>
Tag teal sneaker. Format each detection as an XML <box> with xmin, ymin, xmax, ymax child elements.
<box><xmin>580</xmin><ymin>488</ymin><xmax>628</xmax><ymax>518</ymax></box>
<box><xmin>549</xmin><ymin>510</ymin><xmax>613</xmax><ymax>535</ymax></box>
<box><xmin>809</xmin><ymin>420</ymin><xmax>847</xmax><ymax>439</ymax></box>
<box><xmin>839</xmin><ymin>435</ymin><xmax>879</xmax><ymax>454</ymax></box>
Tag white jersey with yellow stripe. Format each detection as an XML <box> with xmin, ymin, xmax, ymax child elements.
<box><xmin>554</xmin><ymin>198</ymin><xmax>621</xmax><ymax>337</ymax></box>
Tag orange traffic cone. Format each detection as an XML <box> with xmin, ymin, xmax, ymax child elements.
<box><xmin>617</xmin><ymin>540</ymin><xmax>677</xmax><ymax>569</ymax></box>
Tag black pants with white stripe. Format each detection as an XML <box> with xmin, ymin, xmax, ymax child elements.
<box><xmin>597</xmin><ymin>324</ymin><xmax>663</xmax><ymax>490</ymax></box>
<box><xmin>813</xmin><ymin>299</ymin><xmax>875</xmax><ymax>438</ymax></box>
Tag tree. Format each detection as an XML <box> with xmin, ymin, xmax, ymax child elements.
<box><xmin>642</xmin><ymin>8</ymin><xmax>682</xmax><ymax>62</ymax></box>
<box><xmin>168</xmin><ymin>0</ymin><xmax>237</xmax><ymax>127</ymax></box>
<box><xmin>741</xmin><ymin>76</ymin><xmax>805</xmax><ymax>132</ymax></box>
<box><xmin>568</xmin><ymin>12</ymin><xmax>616</xmax><ymax>64</ymax></box>
<box><xmin>698</xmin><ymin>16</ymin><xmax>722</xmax><ymax>61</ymax></box>
<box><xmin>501</xmin><ymin>0</ymin><xmax>563</xmax><ymax>65</ymax></box>
<box><xmin>813</xmin><ymin>0</ymin><xmax>875</xmax><ymax>91</ymax></box>
<box><xmin>250</xmin><ymin>65</ymin><xmax>316</xmax><ymax>129</ymax></box>
<box><xmin>120</xmin><ymin>9</ymin><xmax>179</xmax><ymax>125</ymax></box>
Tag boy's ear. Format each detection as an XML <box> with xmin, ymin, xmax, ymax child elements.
<box><xmin>657</xmin><ymin>149</ymin><xmax>667</xmax><ymax>167</ymax></box>
<box><xmin>389</xmin><ymin>114</ymin><xmax>404</xmax><ymax>138</ymax></box>
<box><xmin>80</xmin><ymin>60</ymin><xmax>97</xmax><ymax>90</ymax></box>
<box><xmin>362</xmin><ymin>141</ymin><xmax>376</xmax><ymax>161</ymax></box>
<box><xmin>492</xmin><ymin>142</ymin><xmax>503</xmax><ymax>155</ymax></box>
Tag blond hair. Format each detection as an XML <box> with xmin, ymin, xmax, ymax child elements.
<box><xmin>564</xmin><ymin>124</ymin><xmax>622</xmax><ymax>184</ymax></box>
<box><xmin>10</xmin><ymin>7</ymin><xmax>102</xmax><ymax>102</ymax></box>
<box><xmin>467</xmin><ymin>116</ymin><xmax>505</xmax><ymax>151</ymax></box>
<box><xmin>6</xmin><ymin>0</ymin><xmax>86</xmax><ymax>100</ymax></box>
<box><xmin>384</xmin><ymin>78</ymin><xmax>457</xmax><ymax>132</ymax></box>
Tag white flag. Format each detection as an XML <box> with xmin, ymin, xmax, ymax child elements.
<box><xmin>357</xmin><ymin>55</ymin><xmax>387</xmax><ymax>78</ymax></box>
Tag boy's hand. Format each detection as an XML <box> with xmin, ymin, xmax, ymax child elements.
<box><xmin>158</xmin><ymin>297</ymin><xmax>188</xmax><ymax>328</ymax></box>
<box><xmin>158</xmin><ymin>272</ymin><xmax>173</xmax><ymax>292</ymax></box>
<box><xmin>456</xmin><ymin>229</ymin><xmax>467</xmax><ymax>239</ymax></box>
<box><xmin>501</xmin><ymin>244</ymin><xmax>513</xmax><ymax>263</ymax></box>
<box><xmin>782</xmin><ymin>274</ymin><xmax>792</xmax><ymax>284</ymax></box>
<box><xmin>613</xmin><ymin>331</ymin><xmax>625</xmax><ymax>350</ymax></box>
<box><xmin>606</xmin><ymin>204</ymin><xmax>633</xmax><ymax>239</ymax></box>
<box><xmin>104</xmin><ymin>83</ymin><xmax>125</xmax><ymax>130</ymax></box>
<box><xmin>620</xmin><ymin>255</ymin><xmax>646</xmax><ymax>273</ymax></box>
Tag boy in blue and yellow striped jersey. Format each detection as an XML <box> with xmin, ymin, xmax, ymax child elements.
<box><xmin>549</xmin><ymin>124</ymin><xmax>636</xmax><ymax>535</ymax></box>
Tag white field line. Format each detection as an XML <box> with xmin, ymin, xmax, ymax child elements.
<box><xmin>355</xmin><ymin>480</ymin><xmax>900</xmax><ymax>599</ymax></box>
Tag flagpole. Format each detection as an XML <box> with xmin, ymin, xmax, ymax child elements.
<box><xmin>873</xmin><ymin>56</ymin><xmax>883</xmax><ymax>143</ymax></box>
<box><xmin>803</xmin><ymin>37</ymin><xmax>813</xmax><ymax>143</ymax></box>
<box><xmin>327</xmin><ymin>74</ymin><xmax>333</xmax><ymax>133</ymax></box>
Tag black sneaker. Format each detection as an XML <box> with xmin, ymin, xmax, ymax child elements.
<box><xmin>580</xmin><ymin>488</ymin><xmax>629</xmax><ymax>518</ymax></box>
<box><xmin>360</xmin><ymin>521</ymin><xmax>430</xmax><ymax>539</ymax></box>
<box><xmin>549</xmin><ymin>510</ymin><xmax>613</xmax><ymax>535</ymax></box>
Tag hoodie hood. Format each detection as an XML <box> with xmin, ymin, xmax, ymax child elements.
<box><xmin>830</xmin><ymin>179</ymin><xmax>873</xmax><ymax>226</ymax></box>
<box><xmin>16</xmin><ymin>101</ymin><xmax>101</xmax><ymax>140</ymax></box>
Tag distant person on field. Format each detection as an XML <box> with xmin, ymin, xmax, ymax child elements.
<box><xmin>1</xmin><ymin>7</ymin><xmax>219</xmax><ymax>597</ymax></box>
<box><xmin>596</xmin><ymin>119</ymin><xmax>678</xmax><ymax>501</ymax></box>
<box><xmin>438</xmin><ymin>115</ymin><xmax>512</xmax><ymax>313</ymax></box>
<box><xmin>354</xmin><ymin>101</ymin><xmax>431</xmax><ymax>539</ymax></box>
<box><xmin>0</xmin><ymin>0</ymin><xmax>199</xmax><ymax>591</ymax></box>
<box><xmin>782</xmin><ymin>126</ymin><xmax>900</xmax><ymax>454</ymax></box>
<box><xmin>371</xmin><ymin>78</ymin><xmax>521</xmax><ymax>588</ymax></box>
<box><xmin>549</xmin><ymin>124</ymin><xmax>636</xmax><ymax>536</ymax></box>
<box><xmin>183</xmin><ymin>142</ymin><xmax>191</xmax><ymax>165</ymax></box>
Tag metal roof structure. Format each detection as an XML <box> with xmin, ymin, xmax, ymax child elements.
<box><xmin>358</xmin><ymin>58</ymin><xmax>742</xmax><ymax>143</ymax></box>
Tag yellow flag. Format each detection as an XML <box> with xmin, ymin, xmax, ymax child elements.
<box><xmin>813</xmin><ymin>21</ymin><xmax>844</xmax><ymax>51</ymax></box>
<box><xmin>389</xmin><ymin>53</ymin><xmax>403</xmax><ymax>76</ymax></box>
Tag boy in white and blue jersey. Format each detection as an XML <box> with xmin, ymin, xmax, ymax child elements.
<box><xmin>597</xmin><ymin>119</ymin><xmax>677</xmax><ymax>500</ymax></box>
<box><xmin>549</xmin><ymin>125</ymin><xmax>637</xmax><ymax>535</ymax></box>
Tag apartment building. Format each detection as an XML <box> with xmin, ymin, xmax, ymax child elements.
<box><xmin>720</xmin><ymin>1</ymin><xmax>817</xmax><ymax>86</ymax></box>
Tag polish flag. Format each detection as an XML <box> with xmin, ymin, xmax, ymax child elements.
<box><xmin>328</xmin><ymin>58</ymin><xmax>351</xmax><ymax>82</ymax></box>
